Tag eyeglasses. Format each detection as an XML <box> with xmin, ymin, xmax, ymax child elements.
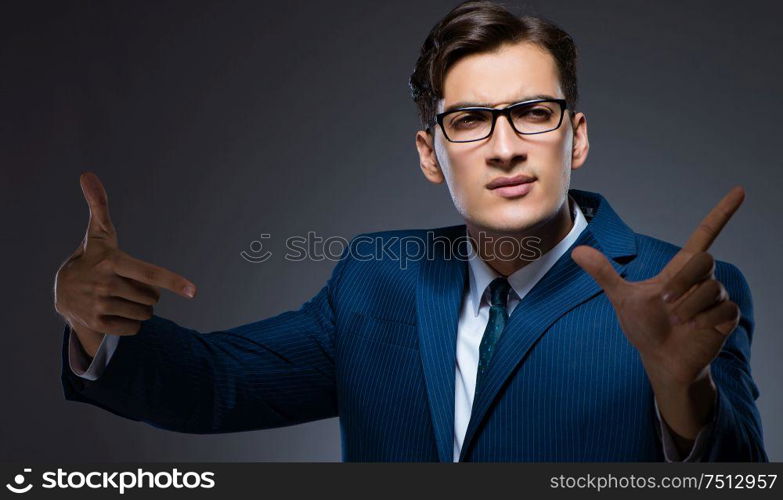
<box><xmin>434</xmin><ymin>98</ymin><xmax>568</xmax><ymax>143</ymax></box>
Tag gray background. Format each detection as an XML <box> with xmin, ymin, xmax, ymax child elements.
<box><xmin>1</xmin><ymin>0</ymin><xmax>781</xmax><ymax>462</ymax></box>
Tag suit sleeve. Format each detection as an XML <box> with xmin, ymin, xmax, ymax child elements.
<box><xmin>703</xmin><ymin>261</ymin><xmax>768</xmax><ymax>461</ymax></box>
<box><xmin>60</xmin><ymin>243</ymin><xmax>351</xmax><ymax>434</ymax></box>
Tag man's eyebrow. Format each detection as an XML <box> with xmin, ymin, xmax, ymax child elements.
<box><xmin>442</xmin><ymin>94</ymin><xmax>559</xmax><ymax>113</ymax></box>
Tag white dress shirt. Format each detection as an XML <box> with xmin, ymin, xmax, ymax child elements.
<box><xmin>69</xmin><ymin>196</ymin><xmax>709</xmax><ymax>462</ymax></box>
<box><xmin>69</xmin><ymin>327</ymin><xmax>118</xmax><ymax>381</ymax></box>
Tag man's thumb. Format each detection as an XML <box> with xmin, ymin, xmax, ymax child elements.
<box><xmin>80</xmin><ymin>171</ymin><xmax>117</xmax><ymax>244</ymax></box>
<box><xmin>571</xmin><ymin>245</ymin><xmax>622</xmax><ymax>296</ymax></box>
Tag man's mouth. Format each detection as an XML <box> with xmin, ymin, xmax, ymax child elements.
<box><xmin>486</xmin><ymin>174</ymin><xmax>536</xmax><ymax>198</ymax></box>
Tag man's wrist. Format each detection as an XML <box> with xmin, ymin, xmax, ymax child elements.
<box><xmin>66</xmin><ymin>318</ymin><xmax>105</xmax><ymax>359</ymax></box>
<box><xmin>649</xmin><ymin>367</ymin><xmax>717</xmax><ymax>442</ymax></box>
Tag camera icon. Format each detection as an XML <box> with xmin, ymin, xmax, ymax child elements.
<box><xmin>5</xmin><ymin>469</ymin><xmax>33</xmax><ymax>494</ymax></box>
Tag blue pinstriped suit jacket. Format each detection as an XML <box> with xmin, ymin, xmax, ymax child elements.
<box><xmin>61</xmin><ymin>189</ymin><xmax>767</xmax><ymax>461</ymax></box>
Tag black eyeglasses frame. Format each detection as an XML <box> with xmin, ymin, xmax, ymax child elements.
<box><xmin>432</xmin><ymin>98</ymin><xmax>568</xmax><ymax>143</ymax></box>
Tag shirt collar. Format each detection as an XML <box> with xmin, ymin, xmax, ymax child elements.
<box><xmin>466</xmin><ymin>196</ymin><xmax>589</xmax><ymax>317</ymax></box>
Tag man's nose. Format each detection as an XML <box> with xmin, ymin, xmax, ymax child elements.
<box><xmin>487</xmin><ymin>114</ymin><xmax>527</xmax><ymax>167</ymax></box>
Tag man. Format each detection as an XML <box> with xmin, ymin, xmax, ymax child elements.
<box><xmin>54</xmin><ymin>1</ymin><xmax>766</xmax><ymax>461</ymax></box>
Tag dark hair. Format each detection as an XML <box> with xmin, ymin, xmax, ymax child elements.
<box><xmin>409</xmin><ymin>0</ymin><xmax>579</xmax><ymax>131</ymax></box>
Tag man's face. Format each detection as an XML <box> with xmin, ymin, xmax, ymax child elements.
<box><xmin>416</xmin><ymin>41</ymin><xmax>589</xmax><ymax>236</ymax></box>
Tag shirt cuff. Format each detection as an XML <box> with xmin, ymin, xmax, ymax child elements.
<box><xmin>67</xmin><ymin>328</ymin><xmax>120</xmax><ymax>381</ymax></box>
<box><xmin>654</xmin><ymin>398</ymin><xmax>715</xmax><ymax>462</ymax></box>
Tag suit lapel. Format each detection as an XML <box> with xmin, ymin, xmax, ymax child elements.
<box><xmin>415</xmin><ymin>226</ymin><xmax>469</xmax><ymax>462</ymax></box>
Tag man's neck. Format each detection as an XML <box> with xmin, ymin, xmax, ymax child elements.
<box><xmin>466</xmin><ymin>199</ymin><xmax>574</xmax><ymax>277</ymax></box>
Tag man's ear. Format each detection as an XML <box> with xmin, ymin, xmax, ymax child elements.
<box><xmin>415</xmin><ymin>129</ymin><xmax>445</xmax><ymax>184</ymax></box>
<box><xmin>570</xmin><ymin>111</ymin><xmax>589</xmax><ymax>170</ymax></box>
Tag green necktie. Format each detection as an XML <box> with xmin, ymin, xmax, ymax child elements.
<box><xmin>477</xmin><ymin>277</ymin><xmax>511</xmax><ymax>381</ymax></box>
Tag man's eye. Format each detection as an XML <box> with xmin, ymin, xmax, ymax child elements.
<box><xmin>514</xmin><ymin>107</ymin><xmax>553</xmax><ymax>121</ymax></box>
<box><xmin>450</xmin><ymin>113</ymin><xmax>487</xmax><ymax>129</ymax></box>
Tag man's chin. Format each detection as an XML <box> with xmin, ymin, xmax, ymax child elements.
<box><xmin>466</xmin><ymin>216</ymin><xmax>543</xmax><ymax>237</ymax></box>
<box><xmin>467</xmin><ymin>201</ymin><xmax>565</xmax><ymax>234</ymax></box>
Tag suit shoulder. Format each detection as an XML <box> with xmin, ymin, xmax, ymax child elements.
<box><xmin>633</xmin><ymin>232</ymin><xmax>681</xmax><ymax>259</ymax></box>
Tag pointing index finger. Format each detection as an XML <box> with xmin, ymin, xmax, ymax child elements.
<box><xmin>682</xmin><ymin>186</ymin><xmax>745</xmax><ymax>253</ymax></box>
<box><xmin>114</xmin><ymin>252</ymin><xmax>197</xmax><ymax>298</ymax></box>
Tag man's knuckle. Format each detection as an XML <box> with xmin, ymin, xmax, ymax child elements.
<box><xmin>705</xmin><ymin>279</ymin><xmax>721</xmax><ymax>295</ymax></box>
<box><xmin>692</xmin><ymin>251</ymin><xmax>711</xmax><ymax>269</ymax></box>
<box><xmin>698</xmin><ymin>221</ymin><xmax>717</xmax><ymax>236</ymax></box>
<box><xmin>143</xmin><ymin>268</ymin><xmax>159</xmax><ymax>283</ymax></box>
<box><xmin>94</xmin><ymin>252</ymin><xmax>115</xmax><ymax>270</ymax></box>
<box><xmin>93</xmin><ymin>298</ymin><xmax>109</xmax><ymax>315</ymax></box>
<box><xmin>703</xmin><ymin>254</ymin><xmax>716</xmax><ymax>273</ymax></box>
<box><xmin>671</xmin><ymin>277</ymin><xmax>688</xmax><ymax>293</ymax></box>
<box><xmin>93</xmin><ymin>281</ymin><xmax>111</xmax><ymax>296</ymax></box>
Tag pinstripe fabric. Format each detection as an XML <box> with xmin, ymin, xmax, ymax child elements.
<box><xmin>60</xmin><ymin>189</ymin><xmax>767</xmax><ymax>461</ymax></box>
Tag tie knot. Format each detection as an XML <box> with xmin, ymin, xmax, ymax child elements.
<box><xmin>488</xmin><ymin>277</ymin><xmax>511</xmax><ymax>308</ymax></box>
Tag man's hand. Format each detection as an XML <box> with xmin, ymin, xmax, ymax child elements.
<box><xmin>571</xmin><ymin>186</ymin><xmax>745</xmax><ymax>445</ymax></box>
<box><xmin>54</xmin><ymin>172</ymin><xmax>197</xmax><ymax>358</ymax></box>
